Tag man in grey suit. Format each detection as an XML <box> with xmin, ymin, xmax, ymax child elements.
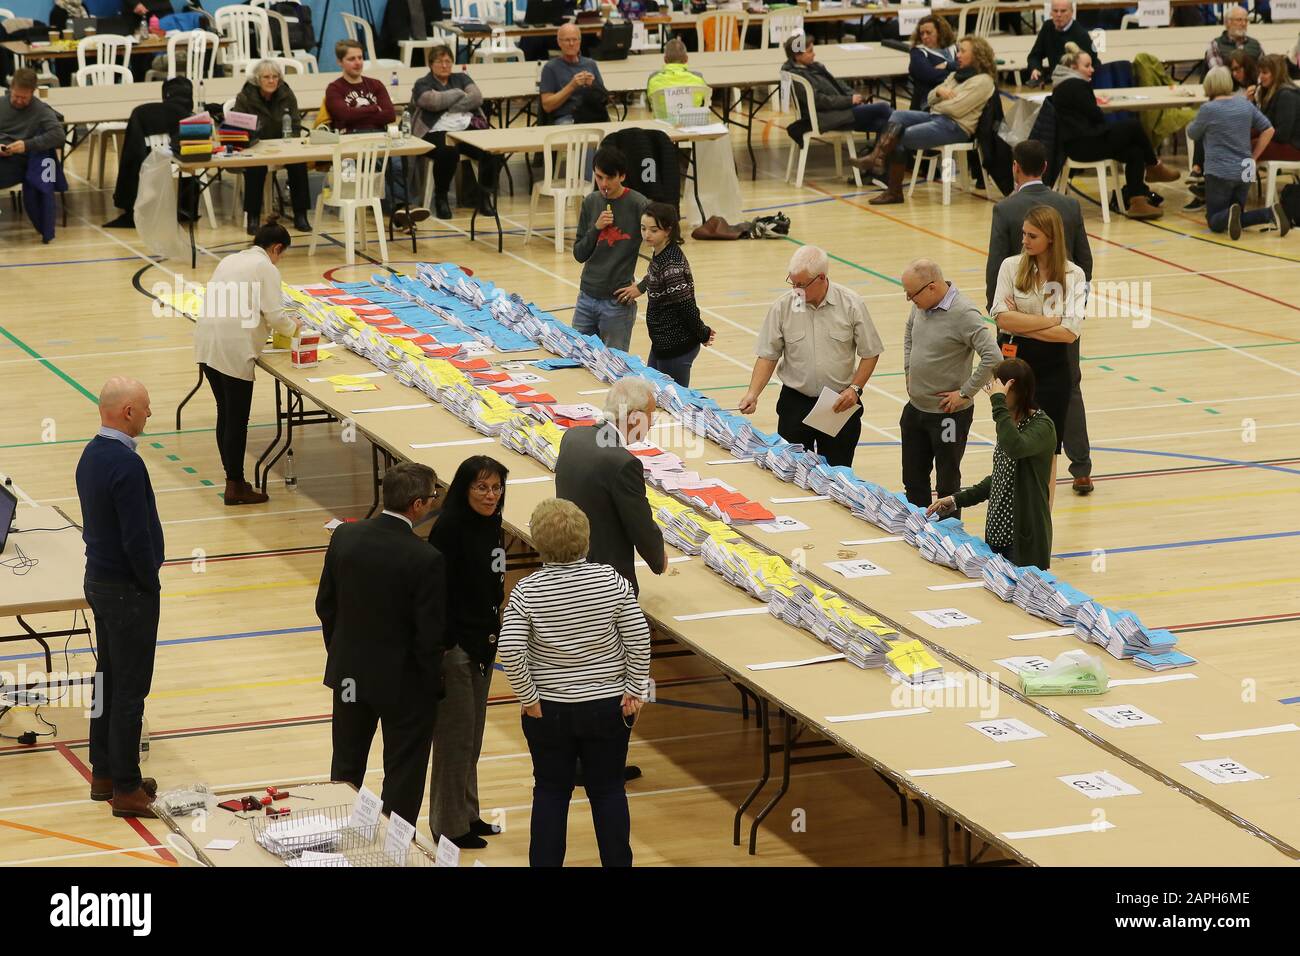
<box><xmin>986</xmin><ymin>138</ymin><xmax>1096</xmax><ymax>496</ymax></box>
<box><xmin>556</xmin><ymin>376</ymin><xmax>667</xmax><ymax>593</ymax></box>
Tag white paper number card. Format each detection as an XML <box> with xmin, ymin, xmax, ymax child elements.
<box><xmin>967</xmin><ymin>718</ymin><xmax>1046</xmax><ymax>742</ymax></box>
<box><xmin>1058</xmin><ymin>770</ymin><xmax>1142</xmax><ymax>799</ymax></box>
<box><xmin>1085</xmin><ymin>704</ymin><xmax>1162</xmax><ymax>729</ymax></box>
<box><xmin>1181</xmin><ymin>758</ymin><xmax>1267</xmax><ymax>784</ymax></box>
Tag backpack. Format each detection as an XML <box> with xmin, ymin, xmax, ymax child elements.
<box><xmin>269</xmin><ymin>2</ymin><xmax>315</xmax><ymax>52</ymax></box>
<box><xmin>1282</xmin><ymin>183</ymin><xmax>1300</xmax><ymax>230</ymax></box>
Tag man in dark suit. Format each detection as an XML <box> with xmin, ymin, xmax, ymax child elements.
<box><xmin>316</xmin><ymin>462</ymin><xmax>447</xmax><ymax>823</ymax></box>
<box><xmin>986</xmin><ymin>138</ymin><xmax>1096</xmax><ymax>496</ymax></box>
<box><xmin>556</xmin><ymin>376</ymin><xmax>667</xmax><ymax>592</ymax></box>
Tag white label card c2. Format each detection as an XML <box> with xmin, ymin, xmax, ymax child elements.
<box><xmin>1058</xmin><ymin>771</ymin><xmax>1142</xmax><ymax>799</ymax></box>
<box><xmin>755</xmin><ymin>515</ymin><xmax>810</xmax><ymax>533</ymax></box>
<box><xmin>910</xmin><ymin>608</ymin><xmax>980</xmax><ymax>628</ymax></box>
<box><xmin>1085</xmin><ymin>704</ymin><xmax>1162</xmax><ymax>729</ymax></box>
<box><xmin>825</xmin><ymin>558</ymin><xmax>890</xmax><ymax>578</ymax></box>
<box><xmin>967</xmin><ymin>718</ymin><xmax>1046</xmax><ymax>742</ymax></box>
<box><xmin>1181</xmin><ymin>758</ymin><xmax>1267</xmax><ymax>784</ymax></box>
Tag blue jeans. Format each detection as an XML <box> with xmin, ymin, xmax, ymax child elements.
<box><xmin>522</xmin><ymin>695</ymin><xmax>633</xmax><ymax>867</ymax></box>
<box><xmin>889</xmin><ymin>109</ymin><xmax>969</xmax><ymax>151</ymax></box>
<box><xmin>647</xmin><ymin>344</ymin><xmax>700</xmax><ymax>387</ymax></box>
<box><xmin>852</xmin><ymin>101</ymin><xmax>892</xmax><ymax>133</ymax></box>
<box><xmin>85</xmin><ymin>577</ymin><xmax>160</xmax><ymax>795</ymax></box>
<box><xmin>1205</xmin><ymin>175</ymin><xmax>1274</xmax><ymax>233</ymax></box>
<box><xmin>573</xmin><ymin>290</ymin><xmax>637</xmax><ymax>352</ymax></box>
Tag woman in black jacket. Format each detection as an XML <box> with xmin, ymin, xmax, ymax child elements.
<box><xmin>232</xmin><ymin>60</ymin><xmax>311</xmax><ymax>234</ymax></box>
<box><xmin>1256</xmin><ymin>54</ymin><xmax>1300</xmax><ymax>163</ymax></box>
<box><xmin>1050</xmin><ymin>43</ymin><xmax>1179</xmax><ymax>220</ymax></box>
<box><xmin>428</xmin><ymin>455</ymin><xmax>509</xmax><ymax>850</ymax></box>
<box><xmin>411</xmin><ymin>44</ymin><xmax>499</xmax><ymax>219</ymax></box>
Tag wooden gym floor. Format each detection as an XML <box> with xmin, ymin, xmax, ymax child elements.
<box><xmin>1</xmin><ymin>97</ymin><xmax>1298</xmax><ymax>867</ymax></box>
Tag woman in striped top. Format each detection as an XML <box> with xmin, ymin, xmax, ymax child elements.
<box><xmin>617</xmin><ymin>202</ymin><xmax>714</xmax><ymax>388</ymax></box>
<box><xmin>499</xmin><ymin>498</ymin><xmax>651</xmax><ymax>867</ymax></box>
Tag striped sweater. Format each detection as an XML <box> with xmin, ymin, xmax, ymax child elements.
<box><xmin>499</xmin><ymin>560</ymin><xmax>651</xmax><ymax>706</ymax></box>
<box><xmin>637</xmin><ymin>243</ymin><xmax>712</xmax><ymax>360</ymax></box>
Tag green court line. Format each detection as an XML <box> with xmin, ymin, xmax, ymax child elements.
<box><xmin>1177</xmin><ymin>397</ymin><xmax>1194</xmax><ymax>403</ymax></box>
<box><xmin>182</xmin><ymin>466</ymin><xmax>197</xmax><ymax>474</ymax></box>
<box><xmin>0</xmin><ymin>324</ymin><xmax>99</xmax><ymax>405</ymax></box>
<box><xmin>779</xmin><ymin>236</ymin><xmax>903</xmax><ymax>286</ymax></box>
<box><xmin>1098</xmin><ymin>365</ymin><xmax>1115</xmax><ymax>372</ymax></box>
<box><xmin>166</xmin><ymin>454</ymin><xmax>180</xmax><ymax>461</ymax></box>
<box><xmin>200</xmin><ymin>479</ymin><xmax>215</xmax><ymax>487</ymax></box>
<box><xmin>1151</xmin><ymin>386</ymin><xmax>1166</xmax><ymax>393</ymax></box>
<box><xmin>1082</xmin><ymin>340</ymin><xmax>1300</xmax><ymax>362</ymax></box>
<box><xmin>1124</xmin><ymin>375</ymin><xmax>1140</xmax><ymax>382</ymax></box>
<box><xmin>1205</xmin><ymin>408</ymin><xmax>1220</xmax><ymax>415</ymax></box>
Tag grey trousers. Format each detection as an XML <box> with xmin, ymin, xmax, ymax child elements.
<box><xmin>1065</xmin><ymin>339</ymin><xmax>1092</xmax><ymax>479</ymax></box>
<box><xmin>429</xmin><ymin>645</ymin><xmax>493</xmax><ymax>838</ymax></box>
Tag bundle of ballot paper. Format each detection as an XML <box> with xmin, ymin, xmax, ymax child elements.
<box><xmin>884</xmin><ymin>640</ymin><xmax>945</xmax><ymax>686</ymax></box>
<box><xmin>1020</xmin><ymin>649</ymin><xmax>1109</xmax><ymax>696</ymax></box>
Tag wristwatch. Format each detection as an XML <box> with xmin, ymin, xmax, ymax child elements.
<box><xmin>850</xmin><ymin>384</ymin><xmax>863</xmax><ymax>398</ymax></box>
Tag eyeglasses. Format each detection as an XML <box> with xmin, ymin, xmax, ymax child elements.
<box><xmin>904</xmin><ymin>280</ymin><xmax>935</xmax><ymax>303</ymax></box>
<box><xmin>786</xmin><ymin>273</ymin><xmax>825</xmax><ymax>290</ymax></box>
<box><xmin>470</xmin><ymin>482</ymin><xmax>504</xmax><ymax>496</ymax></box>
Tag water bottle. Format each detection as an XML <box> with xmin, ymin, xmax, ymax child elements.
<box><xmin>399</xmin><ymin>110</ymin><xmax>411</xmax><ymax>140</ymax></box>
<box><xmin>284</xmin><ymin>450</ymin><xmax>297</xmax><ymax>492</ymax></box>
<box><xmin>282</xmin><ymin>109</ymin><xmax>293</xmax><ymax>139</ymax></box>
<box><xmin>139</xmin><ymin>716</ymin><xmax>150</xmax><ymax>764</ymax></box>
<box><xmin>390</xmin><ymin>70</ymin><xmax>399</xmax><ymax>88</ymax></box>
<box><xmin>505</xmin><ymin>0</ymin><xmax>515</xmax><ymax>25</ymax></box>
<box><xmin>197</xmin><ymin>78</ymin><xmax>206</xmax><ymax>108</ymax></box>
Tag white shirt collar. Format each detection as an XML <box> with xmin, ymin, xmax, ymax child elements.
<box><xmin>934</xmin><ymin>282</ymin><xmax>959</xmax><ymax>312</ymax></box>
<box><xmin>97</xmin><ymin>426</ymin><xmax>138</xmax><ymax>451</ymax></box>
<box><xmin>1017</xmin><ymin>179</ymin><xmax>1044</xmax><ymax>191</ymax></box>
<box><xmin>381</xmin><ymin>510</ymin><xmax>414</xmax><ymax>530</ymax></box>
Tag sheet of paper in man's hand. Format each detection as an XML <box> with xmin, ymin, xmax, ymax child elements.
<box><xmin>802</xmin><ymin>386</ymin><xmax>856</xmax><ymax>437</ymax></box>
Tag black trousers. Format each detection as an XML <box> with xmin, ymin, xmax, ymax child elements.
<box><xmin>330</xmin><ymin>682</ymin><xmax>437</xmax><ymax>825</ymax></box>
<box><xmin>775</xmin><ymin>385</ymin><xmax>863</xmax><ymax>468</ymax></box>
<box><xmin>1064</xmin><ymin>119</ymin><xmax>1158</xmax><ymax>202</ymax></box>
<box><xmin>242</xmin><ymin>162</ymin><xmax>310</xmax><ymax>219</ymax></box>
<box><xmin>85</xmin><ymin>578</ymin><xmax>159</xmax><ymax>795</ymax></box>
<box><xmin>899</xmin><ymin>402</ymin><xmax>974</xmax><ymax>514</ymax></box>
<box><xmin>202</xmin><ymin>364</ymin><xmax>255</xmax><ymax>484</ymax></box>
<box><xmin>1065</xmin><ymin>339</ymin><xmax>1091</xmax><ymax>479</ymax></box>
<box><xmin>422</xmin><ymin>132</ymin><xmax>498</xmax><ymax>197</ymax></box>
<box><xmin>522</xmin><ymin>696</ymin><xmax>632</xmax><ymax>867</ymax></box>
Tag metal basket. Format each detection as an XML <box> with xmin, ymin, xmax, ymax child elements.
<box><xmin>283</xmin><ymin>846</ymin><xmax>435</xmax><ymax>868</ymax></box>
<box><xmin>248</xmin><ymin>805</ymin><xmax>378</xmax><ymax>861</ymax></box>
<box><xmin>672</xmin><ymin>107</ymin><xmax>713</xmax><ymax>129</ymax></box>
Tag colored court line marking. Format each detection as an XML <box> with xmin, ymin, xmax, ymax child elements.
<box><xmin>0</xmin><ymin>624</ymin><xmax>321</xmax><ymax>664</ymax></box>
<box><xmin>1093</xmin><ymin>575</ymin><xmax>1300</xmax><ymax>603</ymax></box>
<box><xmin>1163</xmin><ymin>611</ymin><xmax>1300</xmax><ymax>634</ymax></box>
<box><xmin>1053</xmin><ymin>529</ymin><xmax>1300</xmax><ymax>560</ymax></box>
<box><xmin>1054</xmin><ymin>486</ymin><xmax>1298</xmax><ymax>516</ymax></box>
<box><xmin>0</xmin><ymin>325</ymin><xmax>98</xmax><ymax>404</ymax></box>
<box><xmin>0</xmin><ymin>818</ymin><xmax>171</xmax><ymax>866</ymax></box>
<box><xmin>0</xmin><ymin>255</ymin><xmax>142</xmax><ymax>270</ymax></box>
<box><xmin>803</xmin><ymin>182</ymin><xmax>989</xmax><ymax>256</ymax></box>
<box><xmin>54</xmin><ymin>742</ymin><xmax>175</xmax><ymax>864</ymax></box>
<box><xmin>779</xmin><ymin>235</ymin><xmax>902</xmax><ymax>285</ymax></box>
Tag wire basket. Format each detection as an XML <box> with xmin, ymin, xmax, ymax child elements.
<box><xmin>284</xmin><ymin>846</ymin><xmax>435</xmax><ymax>868</ymax></box>
<box><xmin>248</xmin><ymin>805</ymin><xmax>378</xmax><ymax>861</ymax></box>
<box><xmin>672</xmin><ymin>107</ymin><xmax>713</xmax><ymax>129</ymax></box>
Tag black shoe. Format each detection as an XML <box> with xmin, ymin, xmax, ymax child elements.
<box><xmin>245</xmin><ymin>215</ymin><xmax>257</xmax><ymax>237</ymax></box>
<box><xmin>293</xmin><ymin>212</ymin><xmax>311</xmax><ymax>232</ymax></box>
<box><xmin>1228</xmin><ymin>203</ymin><xmax>1242</xmax><ymax>240</ymax></box>
<box><xmin>1183</xmin><ymin>196</ymin><xmax>1206</xmax><ymax>211</ymax></box>
<box><xmin>479</xmin><ymin>193</ymin><xmax>497</xmax><ymax>217</ymax></box>
<box><xmin>1188</xmin><ymin>182</ymin><xmax>1206</xmax><ymax>199</ymax></box>
<box><xmin>625</xmin><ymin>764</ymin><xmax>642</xmax><ymax>782</ymax></box>
<box><xmin>408</xmin><ymin>206</ymin><xmax>431</xmax><ymax>224</ymax></box>
<box><xmin>1273</xmin><ymin>202</ymin><xmax>1292</xmax><ymax>238</ymax></box>
<box><xmin>434</xmin><ymin>194</ymin><xmax>452</xmax><ymax>220</ymax></box>
<box><xmin>469</xmin><ymin>818</ymin><xmax>501</xmax><ymax>837</ymax></box>
<box><xmin>446</xmin><ymin>831</ymin><xmax>488</xmax><ymax>850</ymax></box>
<box><xmin>104</xmin><ymin>212</ymin><xmax>134</xmax><ymax>229</ymax></box>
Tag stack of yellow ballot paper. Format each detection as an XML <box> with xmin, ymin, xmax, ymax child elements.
<box><xmin>884</xmin><ymin>640</ymin><xmax>945</xmax><ymax>686</ymax></box>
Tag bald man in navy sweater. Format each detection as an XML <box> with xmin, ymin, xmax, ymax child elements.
<box><xmin>75</xmin><ymin>377</ymin><xmax>165</xmax><ymax>819</ymax></box>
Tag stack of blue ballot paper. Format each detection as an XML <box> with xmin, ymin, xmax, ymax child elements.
<box><xmin>1039</xmin><ymin>581</ymin><xmax>1093</xmax><ymax>626</ymax></box>
<box><xmin>534</xmin><ymin>357</ymin><xmax>581</xmax><ymax>370</ymax></box>
<box><xmin>733</xmin><ymin>422</ymin><xmax>782</xmax><ymax>461</ymax></box>
<box><xmin>982</xmin><ymin>554</ymin><xmax>1020</xmax><ymax>600</ymax></box>
<box><xmin>1133</xmin><ymin>649</ymin><xmax>1197</xmax><ymax>671</ymax></box>
<box><xmin>1011</xmin><ymin>567</ymin><xmax>1059</xmax><ymax>616</ymax></box>
<box><xmin>762</xmin><ymin>442</ymin><xmax>804</xmax><ymax>482</ymax></box>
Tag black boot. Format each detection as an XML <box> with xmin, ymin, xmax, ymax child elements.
<box><xmin>869</xmin><ymin>156</ymin><xmax>906</xmax><ymax>205</ymax></box>
<box><xmin>104</xmin><ymin>211</ymin><xmax>134</xmax><ymax>228</ymax></box>
<box><xmin>434</xmin><ymin>193</ymin><xmax>452</xmax><ymax>220</ymax></box>
<box><xmin>850</xmin><ymin>121</ymin><xmax>903</xmax><ymax>177</ymax></box>
<box><xmin>245</xmin><ymin>213</ymin><xmax>258</xmax><ymax>237</ymax></box>
<box><xmin>293</xmin><ymin>211</ymin><xmax>311</xmax><ymax>232</ymax></box>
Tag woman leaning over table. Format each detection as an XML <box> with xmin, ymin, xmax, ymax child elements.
<box><xmin>233</xmin><ymin>59</ymin><xmax>312</xmax><ymax>235</ymax></box>
<box><xmin>193</xmin><ymin>219</ymin><xmax>299</xmax><ymax>506</ymax></box>
<box><xmin>990</xmin><ymin>203</ymin><xmax>1086</xmax><ymax>510</ymax></box>
<box><xmin>427</xmin><ymin>455</ymin><xmax>509</xmax><ymax>851</ymax></box>
<box><xmin>1254</xmin><ymin>54</ymin><xmax>1300</xmax><ymax>164</ymax></box>
<box><xmin>499</xmin><ymin>498</ymin><xmax>650</xmax><ymax>868</ymax></box>
<box><xmin>928</xmin><ymin>358</ymin><xmax>1056</xmax><ymax>570</ymax></box>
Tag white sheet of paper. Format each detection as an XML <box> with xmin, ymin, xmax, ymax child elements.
<box><xmin>204</xmin><ymin>838</ymin><xmax>240</xmax><ymax>851</ymax></box>
<box><xmin>351</xmin><ymin>403</ymin><xmax>434</xmax><ymax>414</ymax></box>
<box><xmin>507</xmin><ymin>476</ymin><xmax>553</xmax><ymax>485</ymax></box>
<box><xmin>910</xmin><ymin>608</ymin><xmax>980</xmax><ymax>628</ymax></box>
<box><xmin>410</xmin><ymin>437</ymin><xmax>495</xmax><ymax>449</ymax></box>
<box><xmin>1058</xmin><ymin>771</ymin><xmax>1142</xmax><ymax>800</ymax></box>
<box><xmin>435</xmin><ymin>834</ymin><xmax>461</xmax><ymax>867</ymax></box>
<box><xmin>460</xmin><ymin>341</ymin><xmax>494</xmax><ymax>357</ymax></box>
<box><xmin>1086</xmin><ymin>704</ymin><xmax>1161</xmax><ymax>729</ymax></box>
<box><xmin>678</xmin><ymin>122</ymin><xmax>730</xmax><ymax>136</ymax></box>
<box><xmin>967</xmin><ymin>718</ymin><xmax>1046</xmax><ymax>743</ymax></box>
<box><xmin>840</xmin><ymin>536</ymin><xmax>903</xmax><ymax>545</ymax></box>
<box><xmin>1008</xmin><ymin>627</ymin><xmax>1074</xmax><ymax>640</ymax></box>
<box><xmin>928</xmin><ymin>581</ymin><xmax>984</xmax><ymax>591</ymax></box>
<box><xmin>825</xmin><ymin>558</ymin><xmax>890</xmax><ymax>579</ymax></box>
<box><xmin>351</xmin><ymin>786</ymin><xmax>382</xmax><ymax>831</ymax></box>
<box><xmin>747</xmin><ymin>653</ymin><xmax>844</xmax><ymax>671</ymax></box>
<box><xmin>825</xmin><ymin>707</ymin><xmax>928</xmax><ymax>723</ymax></box>
<box><xmin>307</xmin><ymin>370</ymin><xmax>383</xmax><ymax>382</ymax></box>
<box><xmin>323</xmin><ymin>518</ymin><xmax>344</xmax><ymax>531</ymax></box>
<box><xmin>384</xmin><ymin>812</ymin><xmax>416</xmax><ymax>864</ymax></box>
<box><xmin>508</xmin><ymin>371</ymin><xmax>548</xmax><ymax>385</ymax></box>
<box><xmin>801</xmin><ymin>386</ymin><xmax>856</xmax><ymax>438</ymax></box>
<box><xmin>995</xmin><ymin>655</ymin><xmax>1053</xmax><ymax>675</ymax></box>
<box><xmin>1137</xmin><ymin>0</ymin><xmax>1170</xmax><ymax>28</ymax></box>
<box><xmin>897</xmin><ymin>3</ymin><xmax>929</xmax><ymax>34</ymax></box>
<box><xmin>674</xmin><ymin>606</ymin><xmax>770</xmax><ymax>622</ymax></box>
<box><xmin>755</xmin><ymin>515</ymin><xmax>810</xmax><ymax>533</ymax></box>
<box><xmin>1004</xmin><ymin>820</ymin><xmax>1115</xmax><ymax>839</ymax></box>
<box><xmin>1181</xmin><ymin>758</ymin><xmax>1266</xmax><ymax>784</ymax></box>
<box><xmin>1275</xmin><ymin>0</ymin><xmax>1300</xmax><ymax>21</ymax></box>
<box><xmin>1196</xmin><ymin>723</ymin><xmax>1300</xmax><ymax>742</ymax></box>
<box><xmin>771</xmin><ymin>494</ymin><xmax>830</xmax><ymax>504</ymax></box>
<box><xmin>907</xmin><ymin>760</ymin><xmax>1015</xmax><ymax>778</ymax></box>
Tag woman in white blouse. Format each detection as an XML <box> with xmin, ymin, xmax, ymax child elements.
<box><xmin>193</xmin><ymin>219</ymin><xmax>299</xmax><ymax>506</ymax></box>
<box><xmin>990</xmin><ymin>204</ymin><xmax>1087</xmax><ymax>508</ymax></box>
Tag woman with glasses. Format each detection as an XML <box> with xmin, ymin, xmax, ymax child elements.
<box><xmin>427</xmin><ymin>455</ymin><xmax>509</xmax><ymax>850</ymax></box>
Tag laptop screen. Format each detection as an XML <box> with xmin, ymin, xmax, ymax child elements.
<box><xmin>0</xmin><ymin>484</ymin><xmax>16</xmax><ymax>556</ymax></box>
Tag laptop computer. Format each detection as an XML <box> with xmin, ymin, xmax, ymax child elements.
<box><xmin>0</xmin><ymin>483</ymin><xmax>17</xmax><ymax>556</ymax></box>
<box><xmin>524</xmin><ymin>0</ymin><xmax>565</xmax><ymax>26</ymax></box>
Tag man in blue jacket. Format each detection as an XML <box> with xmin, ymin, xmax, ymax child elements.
<box><xmin>75</xmin><ymin>377</ymin><xmax>165</xmax><ymax>819</ymax></box>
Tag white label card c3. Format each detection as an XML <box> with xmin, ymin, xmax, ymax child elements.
<box><xmin>1085</xmin><ymin>704</ymin><xmax>1162</xmax><ymax>729</ymax></box>
<box><xmin>825</xmin><ymin>558</ymin><xmax>890</xmax><ymax>578</ymax></box>
<box><xmin>911</xmin><ymin>608</ymin><xmax>980</xmax><ymax>628</ymax></box>
<box><xmin>1058</xmin><ymin>771</ymin><xmax>1142</xmax><ymax>799</ymax></box>
<box><xmin>756</xmin><ymin>515</ymin><xmax>810</xmax><ymax>533</ymax></box>
<box><xmin>1181</xmin><ymin>758</ymin><xmax>1267</xmax><ymax>784</ymax></box>
<box><xmin>967</xmin><ymin>718</ymin><xmax>1046</xmax><ymax>743</ymax></box>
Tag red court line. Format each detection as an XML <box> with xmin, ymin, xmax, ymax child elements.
<box><xmin>54</xmin><ymin>742</ymin><xmax>175</xmax><ymax>864</ymax></box>
<box><xmin>1163</xmin><ymin>611</ymin><xmax>1300</xmax><ymax>632</ymax></box>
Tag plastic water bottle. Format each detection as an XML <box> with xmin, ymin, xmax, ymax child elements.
<box><xmin>197</xmin><ymin>78</ymin><xmax>206</xmax><ymax>108</ymax></box>
<box><xmin>505</xmin><ymin>0</ymin><xmax>515</xmax><ymax>25</ymax></box>
<box><xmin>139</xmin><ymin>716</ymin><xmax>150</xmax><ymax>764</ymax></box>
<box><xmin>390</xmin><ymin>70</ymin><xmax>399</xmax><ymax>88</ymax></box>
<box><xmin>399</xmin><ymin>110</ymin><xmax>411</xmax><ymax>140</ymax></box>
<box><xmin>282</xmin><ymin>109</ymin><xmax>293</xmax><ymax>139</ymax></box>
<box><xmin>285</xmin><ymin>450</ymin><xmax>297</xmax><ymax>492</ymax></box>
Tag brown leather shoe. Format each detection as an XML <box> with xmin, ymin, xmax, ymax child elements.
<box><xmin>91</xmin><ymin>776</ymin><xmax>157</xmax><ymax>802</ymax></box>
<box><xmin>691</xmin><ymin>215</ymin><xmax>745</xmax><ymax>241</ymax></box>
<box><xmin>1125</xmin><ymin>195</ymin><xmax>1164</xmax><ymax>220</ymax></box>
<box><xmin>1144</xmin><ymin>162</ymin><xmax>1180</xmax><ymax>183</ymax></box>
<box><xmin>1072</xmin><ymin>477</ymin><xmax>1094</xmax><ymax>496</ymax></box>
<box><xmin>869</xmin><ymin>157</ymin><xmax>905</xmax><ymax>205</ymax></box>
<box><xmin>224</xmin><ymin>479</ymin><xmax>269</xmax><ymax>506</ymax></box>
<box><xmin>110</xmin><ymin>787</ymin><xmax>158</xmax><ymax>818</ymax></box>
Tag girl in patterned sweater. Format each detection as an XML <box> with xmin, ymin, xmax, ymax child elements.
<box><xmin>617</xmin><ymin>202</ymin><xmax>714</xmax><ymax>387</ymax></box>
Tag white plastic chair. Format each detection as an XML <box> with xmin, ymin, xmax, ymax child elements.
<box><xmin>400</xmin><ymin>28</ymin><xmax>458</xmax><ymax>67</ymax></box>
<box><xmin>783</xmin><ymin>72</ymin><xmax>862</xmax><ymax>189</ymax></box>
<box><xmin>908</xmin><ymin>141</ymin><xmax>977</xmax><ymax>205</ymax></box>
<box><xmin>163</xmin><ymin>30</ymin><xmax>218</xmax><ymax>80</ymax></box>
<box><xmin>1119</xmin><ymin>14</ymin><xmax>1141</xmax><ymax>28</ymax></box>
<box><xmin>1264</xmin><ymin>160</ymin><xmax>1300</xmax><ymax>209</ymax></box>
<box><xmin>261</xmin><ymin>7</ymin><xmax>319</xmax><ymax>72</ymax></box>
<box><xmin>1056</xmin><ymin>157</ymin><xmax>1123</xmax><ymax>222</ymax></box>
<box><xmin>308</xmin><ymin>139</ymin><xmax>391</xmax><ymax>265</ymax></box>
<box><xmin>75</xmin><ymin>64</ymin><xmax>133</xmax><ymax>187</ymax></box>
<box><xmin>471</xmin><ymin>30</ymin><xmax>525</xmax><ymax>63</ymax></box>
<box><xmin>526</xmin><ymin>127</ymin><xmax>602</xmax><ymax>252</ymax></box>
<box><xmin>342</xmin><ymin>13</ymin><xmax>403</xmax><ymax>71</ymax></box>
<box><xmin>216</xmin><ymin>7</ymin><xmax>275</xmax><ymax>79</ymax></box>
<box><xmin>696</xmin><ymin>12</ymin><xmax>748</xmax><ymax>53</ymax></box>
<box><xmin>760</xmin><ymin>11</ymin><xmax>803</xmax><ymax>48</ymax></box>
<box><xmin>76</xmin><ymin>34</ymin><xmax>134</xmax><ymax>72</ymax></box>
<box><xmin>143</xmin><ymin>131</ymin><xmax>218</xmax><ymax>227</ymax></box>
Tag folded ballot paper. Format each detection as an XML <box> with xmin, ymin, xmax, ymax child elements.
<box><xmin>1020</xmin><ymin>650</ymin><xmax>1109</xmax><ymax>696</ymax></box>
<box><xmin>884</xmin><ymin>640</ymin><xmax>945</xmax><ymax>686</ymax></box>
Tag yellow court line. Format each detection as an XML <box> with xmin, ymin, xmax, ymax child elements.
<box><xmin>161</xmin><ymin>578</ymin><xmax>318</xmax><ymax>599</ymax></box>
<box><xmin>1093</xmin><ymin>575</ymin><xmax>1300</xmax><ymax>603</ymax></box>
<box><xmin>1054</xmin><ymin>486</ymin><xmax>1300</xmax><ymax>516</ymax></box>
<box><xmin>0</xmin><ymin>818</ymin><xmax>173</xmax><ymax>866</ymax></box>
<box><xmin>147</xmin><ymin>676</ymin><xmax>322</xmax><ymax>701</ymax></box>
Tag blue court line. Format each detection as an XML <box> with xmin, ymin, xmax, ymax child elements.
<box><xmin>1053</xmin><ymin>530</ymin><xmax>1300</xmax><ymax>560</ymax></box>
<box><xmin>1282</xmin><ymin>696</ymin><xmax>1300</xmax><ymax>705</ymax></box>
<box><xmin>0</xmin><ymin>255</ymin><xmax>144</xmax><ymax>270</ymax></box>
<box><xmin>742</xmin><ymin>192</ymin><xmax>873</xmax><ymax>214</ymax></box>
<box><xmin>0</xmin><ymin>623</ymin><xmax>320</xmax><ymax>663</ymax></box>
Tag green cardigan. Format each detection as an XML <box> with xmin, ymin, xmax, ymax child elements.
<box><xmin>954</xmin><ymin>394</ymin><xmax>1056</xmax><ymax>569</ymax></box>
